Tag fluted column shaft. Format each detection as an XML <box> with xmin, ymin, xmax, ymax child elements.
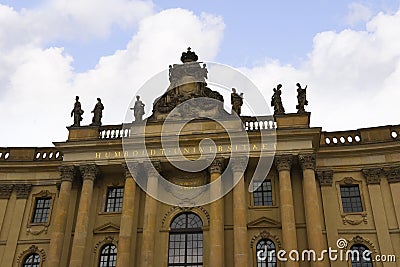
<box><xmin>276</xmin><ymin>155</ymin><xmax>299</xmax><ymax>267</ymax></box>
<box><xmin>69</xmin><ymin>164</ymin><xmax>98</xmax><ymax>267</ymax></box>
<box><xmin>209</xmin><ymin>158</ymin><xmax>225</xmax><ymax>267</ymax></box>
<box><xmin>140</xmin><ymin>161</ymin><xmax>161</xmax><ymax>267</ymax></box>
<box><xmin>299</xmin><ymin>154</ymin><xmax>324</xmax><ymax>267</ymax></box>
<box><xmin>232</xmin><ymin>157</ymin><xmax>248</xmax><ymax>267</ymax></box>
<box><xmin>117</xmin><ymin>163</ymin><xmax>139</xmax><ymax>267</ymax></box>
<box><xmin>48</xmin><ymin>166</ymin><xmax>75</xmax><ymax>267</ymax></box>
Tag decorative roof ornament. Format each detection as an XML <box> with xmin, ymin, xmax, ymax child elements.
<box><xmin>180</xmin><ymin>47</ymin><xmax>198</xmax><ymax>63</ymax></box>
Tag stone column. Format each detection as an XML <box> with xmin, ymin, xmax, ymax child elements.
<box><xmin>140</xmin><ymin>160</ymin><xmax>161</xmax><ymax>267</ymax></box>
<box><xmin>69</xmin><ymin>164</ymin><xmax>98</xmax><ymax>267</ymax></box>
<box><xmin>0</xmin><ymin>184</ymin><xmax>31</xmax><ymax>267</ymax></box>
<box><xmin>232</xmin><ymin>157</ymin><xmax>248</xmax><ymax>267</ymax></box>
<box><xmin>385</xmin><ymin>167</ymin><xmax>400</xmax><ymax>227</ymax></box>
<box><xmin>275</xmin><ymin>155</ymin><xmax>299</xmax><ymax>267</ymax></box>
<box><xmin>209</xmin><ymin>158</ymin><xmax>225</xmax><ymax>267</ymax></box>
<box><xmin>116</xmin><ymin>162</ymin><xmax>139</xmax><ymax>267</ymax></box>
<box><xmin>299</xmin><ymin>154</ymin><xmax>324</xmax><ymax>267</ymax></box>
<box><xmin>48</xmin><ymin>166</ymin><xmax>76</xmax><ymax>267</ymax></box>
<box><xmin>0</xmin><ymin>184</ymin><xmax>13</xmax><ymax>231</ymax></box>
<box><xmin>363</xmin><ymin>168</ymin><xmax>396</xmax><ymax>267</ymax></box>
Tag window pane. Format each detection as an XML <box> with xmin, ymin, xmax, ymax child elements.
<box><xmin>253</xmin><ymin>180</ymin><xmax>273</xmax><ymax>206</ymax></box>
<box><xmin>32</xmin><ymin>198</ymin><xmax>51</xmax><ymax>223</ymax></box>
<box><xmin>340</xmin><ymin>185</ymin><xmax>363</xmax><ymax>213</ymax></box>
<box><xmin>23</xmin><ymin>253</ymin><xmax>40</xmax><ymax>267</ymax></box>
<box><xmin>105</xmin><ymin>187</ymin><xmax>124</xmax><ymax>213</ymax></box>
<box><xmin>256</xmin><ymin>239</ymin><xmax>277</xmax><ymax>267</ymax></box>
<box><xmin>168</xmin><ymin>213</ymin><xmax>203</xmax><ymax>266</ymax></box>
<box><xmin>350</xmin><ymin>244</ymin><xmax>373</xmax><ymax>267</ymax></box>
<box><xmin>99</xmin><ymin>244</ymin><xmax>117</xmax><ymax>267</ymax></box>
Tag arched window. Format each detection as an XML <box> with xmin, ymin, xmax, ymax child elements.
<box><xmin>350</xmin><ymin>244</ymin><xmax>373</xmax><ymax>267</ymax></box>
<box><xmin>99</xmin><ymin>244</ymin><xmax>117</xmax><ymax>267</ymax></box>
<box><xmin>168</xmin><ymin>212</ymin><xmax>203</xmax><ymax>267</ymax></box>
<box><xmin>22</xmin><ymin>253</ymin><xmax>40</xmax><ymax>267</ymax></box>
<box><xmin>256</xmin><ymin>239</ymin><xmax>277</xmax><ymax>267</ymax></box>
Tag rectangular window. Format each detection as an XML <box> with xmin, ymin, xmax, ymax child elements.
<box><xmin>340</xmin><ymin>185</ymin><xmax>363</xmax><ymax>213</ymax></box>
<box><xmin>253</xmin><ymin>180</ymin><xmax>273</xmax><ymax>206</ymax></box>
<box><xmin>105</xmin><ymin>187</ymin><xmax>124</xmax><ymax>213</ymax></box>
<box><xmin>32</xmin><ymin>197</ymin><xmax>52</xmax><ymax>223</ymax></box>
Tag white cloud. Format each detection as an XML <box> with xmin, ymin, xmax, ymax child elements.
<box><xmin>243</xmin><ymin>9</ymin><xmax>400</xmax><ymax>131</ymax></box>
<box><xmin>0</xmin><ymin>7</ymin><xmax>224</xmax><ymax>146</ymax></box>
<box><xmin>345</xmin><ymin>2</ymin><xmax>373</xmax><ymax>26</ymax></box>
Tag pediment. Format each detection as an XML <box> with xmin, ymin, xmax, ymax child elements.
<box><xmin>247</xmin><ymin>216</ymin><xmax>280</xmax><ymax>228</ymax></box>
<box><xmin>94</xmin><ymin>222</ymin><xmax>120</xmax><ymax>234</ymax></box>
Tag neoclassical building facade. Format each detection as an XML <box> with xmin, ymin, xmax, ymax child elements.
<box><xmin>0</xmin><ymin>50</ymin><xmax>399</xmax><ymax>267</ymax></box>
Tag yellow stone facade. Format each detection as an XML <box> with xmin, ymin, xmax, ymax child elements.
<box><xmin>0</xmin><ymin>51</ymin><xmax>399</xmax><ymax>267</ymax></box>
<box><xmin>0</xmin><ymin>112</ymin><xmax>399</xmax><ymax>267</ymax></box>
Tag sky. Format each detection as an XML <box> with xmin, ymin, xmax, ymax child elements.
<box><xmin>1</xmin><ymin>0</ymin><xmax>400</xmax><ymax>146</ymax></box>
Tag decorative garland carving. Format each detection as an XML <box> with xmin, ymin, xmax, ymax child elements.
<box><xmin>298</xmin><ymin>153</ymin><xmax>316</xmax><ymax>171</ymax></box>
<box><xmin>93</xmin><ymin>236</ymin><xmax>118</xmax><ymax>254</ymax></box>
<box><xmin>80</xmin><ymin>164</ymin><xmax>99</xmax><ymax>181</ymax></box>
<box><xmin>362</xmin><ymin>168</ymin><xmax>382</xmax><ymax>185</ymax></box>
<box><xmin>16</xmin><ymin>245</ymin><xmax>46</xmax><ymax>263</ymax></box>
<box><xmin>0</xmin><ymin>184</ymin><xmax>14</xmax><ymax>199</ymax></box>
<box><xmin>345</xmin><ymin>235</ymin><xmax>377</xmax><ymax>253</ymax></box>
<box><xmin>250</xmin><ymin>230</ymin><xmax>281</xmax><ymax>249</ymax></box>
<box><xmin>161</xmin><ymin>206</ymin><xmax>210</xmax><ymax>228</ymax></box>
<box><xmin>316</xmin><ymin>170</ymin><xmax>333</xmax><ymax>186</ymax></box>
<box><xmin>341</xmin><ymin>213</ymin><xmax>367</xmax><ymax>225</ymax></box>
<box><xmin>385</xmin><ymin>166</ymin><xmax>400</xmax><ymax>183</ymax></box>
<box><xmin>274</xmin><ymin>155</ymin><xmax>292</xmax><ymax>172</ymax></box>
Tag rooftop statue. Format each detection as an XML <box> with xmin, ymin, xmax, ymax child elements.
<box><xmin>296</xmin><ymin>83</ymin><xmax>308</xmax><ymax>113</ymax></box>
<box><xmin>131</xmin><ymin>96</ymin><xmax>145</xmax><ymax>123</ymax></box>
<box><xmin>271</xmin><ymin>84</ymin><xmax>285</xmax><ymax>115</ymax></box>
<box><xmin>71</xmin><ymin>96</ymin><xmax>84</xmax><ymax>127</ymax></box>
<box><xmin>149</xmin><ymin>48</ymin><xmax>227</xmax><ymax>121</ymax></box>
<box><xmin>90</xmin><ymin>98</ymin><xmax>104</xmax><ymax>126</ymax></box>
<box><xmin>231</xmin><ymin>88</ymin><xmax>243</xmax><ymax>116</ymax></box>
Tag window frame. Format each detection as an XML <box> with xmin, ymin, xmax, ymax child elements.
<box><xmin>28</xmin><ymin>190</ymin><xmax>55</xmax><ymax>228</ymax></box>
<box><xmin>168</xmin><ymin>212</ymin><xmax>204</xmax><ymax>267</ymax></box>
<box><xmin>104</xmin><ymin>186</ymin><xmax>124</xmax><ymax>213</ymax></box>
<box><xmin>349</xmin><ymin>244</ymin><xmax>373</xmax><ymax>267</ymax></box>
<box><xmin>255</xmin><ymin>239</ymin><xmax>277</xmax><ymax>267</ymax></box>
<box><xmin>98</xmin><ymin>244</ymin><xmax>117</xmax><ymax>267</ymax></box>
<box><xmin>339</xmin><ymin>185</ymin><xmax>364</xmax><ymax>213</ymax></box>
<box><xmin>22</xmin><ymin>253</ymin><xmax>41</xmax><ymax>267</ymax></box>
<box><xmin>253</xmin><ymin>179</ymin><xmax>274</xmax><ymax>207</ymax></box>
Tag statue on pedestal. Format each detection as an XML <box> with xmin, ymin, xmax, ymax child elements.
<box><xmin>71</xmin><ymin>96</ymin><xmax>84</xmax><ymax>127</ymax></box>
<box><xmin>231</xmin><ymin>88</ymin><xmax>243</xmax><ymax>116</ymax></box>
<box><xmin>271</xmin><ymin>84</ymin><xmax>285</xmax><ymax>115</ymax></box>
<box><xmin>296</xmin><ymin>83</ymin><xmax>308</xmax><ymax>113</ymax></box>
<box><xmin>132</xmin><ymin>96</ymin><xmax>145</xmax><ymax>122</ymax></box>
<box><xmin>90</xmin><ymin>98</ymin><xmax>104</xmax><ymax>126</ymax></box>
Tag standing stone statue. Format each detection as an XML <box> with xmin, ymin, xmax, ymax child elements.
<box><xmin>71</xmin><ymin>96</ymin><xmax>84</xmax><ymax>127</ymax></box>
<box><xmin>296</xmin><ymin>83</ymin><xmax>308</xmax><ymax>113</ymax></box>
<box><xmin>131</xmin><ymin>95</ymin><xmax>145</xmax><ymax>122</ymax></box>
<box><xmin>271</xmin><ymin>84</ymin><xmax>285</xmax><ymax>115</ymax></box>
<box><xmin>91</xmin><ymin>98</ymin><xmax>104</xmax><ymax>126</ymax></box>
<box><xmin>231</xmin><ymin>88</ymin><xmax>243</xmax><ymax>116</ymax></box>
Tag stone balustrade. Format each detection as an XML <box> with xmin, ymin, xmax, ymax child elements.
<box><xmin>0</xmin><ymin>147</ymin><xmax>63</xmax><ymax>161</ymax></box>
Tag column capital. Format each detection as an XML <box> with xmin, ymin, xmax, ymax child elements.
<box><xmin>209</xmin><ymin>158</ymin><xmax>225</xmax><ymax>174</ymax></box>
<box><xmin>275</xmin><ymin>154</ymin><xmax>293</xmax><ymax>172</ymax></box>
<box><xmin>231</xmin><ymin>157</ymin><xmax>247</xmax><ymax>173</ymax></box>
<box><xmin>316</xmin><ymin>170</ymin><xmax>333</xmax><ymax>186</ymax></box>
<box><xmin>15</xmin><ymin>184</ymin><xmax>32</xmax><ymax>199</ymax></box>
<box><xmin>362</xmin><ymin>168</ymin><xmax>382</xmax><ymax>185</ymax></box>
<box><xmin>298</xmin><ymin>153</ymin><xmax>316</xmax><ymax>171</ymax></box>
<box><xmin>144</xmin><ymin>160</ymin><xmax>162</xmax><ymax>177</ymax></box>
<box><xmin>79</xmin><ymin>164</ymin><xmax>99</xmax><ymax>181</ymax></box>
<box><xmin>59</xmin><ymin>165</ymin><xmax>76</xmax><ymax>182</ymax></box>
<box><xmin>0</xmin><ymin>184</ymin><xmax>14</xmax><ymax>199</ymax></box>
<box><xmin>385</xmin><ymin>166</ymin><xmax>400</xmax><ymax>183</ymax></box>
<box><xmin>122</xmin><ymin>161</ymin><xmax>140</xmax><ymax>179</ymax></box>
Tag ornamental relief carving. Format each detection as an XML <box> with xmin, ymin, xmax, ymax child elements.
<box><xmin>16</xmin><ymin>245</ymin><xmax>46</xmax><ymax>263</ymax></box>
<box><xmin>250</xmin><ymin>230</ymin><xmax>281</xmax><ymax>249</ymax></box>
<box><xmin>274</xmin><ymin>155</ymin><xmax>292</xmax><ymax>172</ymax></box>
<box><xmin>0</xmin><ymin>184</ymin><xmax>13</xmax><ymax>199</ymax></box>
